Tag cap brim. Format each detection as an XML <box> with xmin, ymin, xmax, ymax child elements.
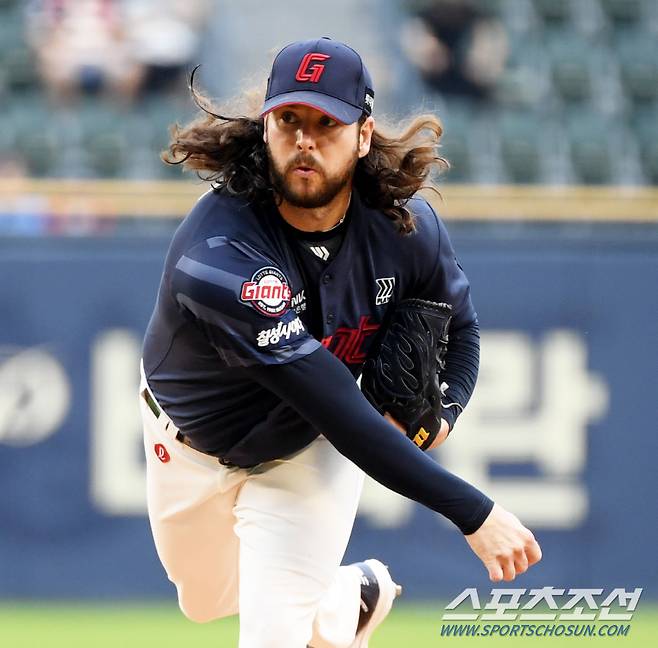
<box><xmin>261</xmin><ymin>91</ymin><xmax>363</xmax><ymax>125</ymax></box>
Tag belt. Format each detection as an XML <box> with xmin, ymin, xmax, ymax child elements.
<box><xmin>140</xmin><ymin>387</ymin><xmax>234</xmax><ymax>466</ymax></box>
<box><xmin>141</xmin><ymin>387</ymin><xmax>188</xmax><ymax>445</ymax></box>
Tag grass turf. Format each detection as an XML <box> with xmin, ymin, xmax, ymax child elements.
<box><xmin>0</xmin><ymin>602</ymin><xmax>655</xmax><ymax>647</ymax></box>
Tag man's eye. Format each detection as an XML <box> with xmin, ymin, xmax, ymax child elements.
<box><xmin>281</xmin><ymin>112</ymin><xmax>297</xmax><ymax>123</ymax></box>
<box><xmin>320</xmin><ymin>116</ymin><xmax>337</xmax><ymax>127</ymax></box>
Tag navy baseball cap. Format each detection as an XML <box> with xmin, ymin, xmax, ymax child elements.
<box><xmin>261</xmin><ymin>37</ymin><xmax>374</xmax><ymax>125</ymax></box>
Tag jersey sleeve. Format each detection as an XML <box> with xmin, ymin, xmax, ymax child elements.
<box><xmin>245</xmin><ymin>345</ymin><xmax>494</xmax><ymax>534</ymax></box>
<box><xmin>170</xmin><ymin>236</ymin><xmax>320</xmax><ymax>367</ymax></box>
<box><xmin>408</xmin><ymin>199</ymin><xmax>480</xmax><ymax>431</ymax></box>
<box><xmin>411</xmin><ymin>200</ymin><xmax>477</xmax><ymax>329</ymax></box>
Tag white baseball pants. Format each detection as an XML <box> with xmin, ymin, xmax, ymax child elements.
<box><xmin>140</xmin><ymin>374</ymin><xmax>366</xmax><ymax>648</ymax></box>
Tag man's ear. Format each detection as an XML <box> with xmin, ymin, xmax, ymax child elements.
<box><xmin>358</xmin><ymin>116</ymin><xmax>375</xmax><ymax>158</ymax></box>
<box><xmin>263</xmin><ymin>116</ymin><xmax>269</xmax><ymax>144</ymax></box>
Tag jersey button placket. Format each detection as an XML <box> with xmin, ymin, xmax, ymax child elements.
<box><xmin>320</xmin><ymin>272</ymin><xmax>335</xmax><ymax>331</ymax></box>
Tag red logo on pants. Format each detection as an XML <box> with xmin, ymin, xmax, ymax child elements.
<box><xmin>295</xmin><ymin>53</ymin><xmax>330</xmax><ymax>83</ymax></box>
<box><xmin>154</xmin><ymin>444</ymin><xmax>170</xmax><ymax>463</ymax></box>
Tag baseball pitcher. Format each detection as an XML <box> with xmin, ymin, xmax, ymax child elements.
<box><xmin>139</xmin><ymin>37</ymin><xmax>542</xmax><ymax>648</ymax></box>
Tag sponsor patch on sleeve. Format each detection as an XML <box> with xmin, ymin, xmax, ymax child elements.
<box><xmin>257</xmin><ymin>317</ymin><xmax>306</xmax><ymax>347</ymax></box>
<box><xmin>240</xmin><ymin>266</ymin><xmax>292</xmax><ymax>317</ymax></box>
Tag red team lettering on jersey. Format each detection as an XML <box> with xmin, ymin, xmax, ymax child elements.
<box><xmin>241</xmin><ymin>282</ymin><xmax>290</xmax><ymax>302</ymax></box>
<box><xmin>321</xmin><ymin>315</ymin><xmax>380</xmax><ymax>365</ymax></box>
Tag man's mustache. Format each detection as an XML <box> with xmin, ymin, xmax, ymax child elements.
<box><xmin>287</xmin><ymin>155</ymin><xmax>321</xmax><ymax>172</ymax></box>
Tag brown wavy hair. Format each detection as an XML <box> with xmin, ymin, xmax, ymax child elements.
<box><xmin>163</xmin><ymin>69</ymin><xmax>448</xmax><ymax>233</ymax></box>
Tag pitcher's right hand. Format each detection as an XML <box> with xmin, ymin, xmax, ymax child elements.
<box><xmin>465</xmin><ymin>503</ymin><xmax>542</xmax><ymax>581</ymax></box>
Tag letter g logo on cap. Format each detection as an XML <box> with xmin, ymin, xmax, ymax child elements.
<box><xmin>295</xmin><ymin>53</ymin><xmax>331</xmax><ymax>83</ymax></box>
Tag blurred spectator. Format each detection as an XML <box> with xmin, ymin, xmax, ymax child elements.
<box><xmin>25</xmin><ymin>0</ymin><xmax>139</xmax><ymax>104</ymax></box>
<box><xmin>400</xmin><ymin>0</ymin><xmax>508</xmax><ymax>102</ymax></box>
<box><xmin>25</xmin><ymin>0</ymin><xmax>212</xmax><ymax>104</ymax></box>
<box><xmin>123</xmin><ymin>0</ymin><xmax>213</xmax><ymax>99</ymax></box>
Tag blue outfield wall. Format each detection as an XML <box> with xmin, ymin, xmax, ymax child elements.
<box><xmin>0</xmin><ymin>224</ymin><xmax>657</xmax><ymax>601</ymax></box>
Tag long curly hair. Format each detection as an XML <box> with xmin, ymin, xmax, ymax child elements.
<box><xmin>163</xmin><ymin>69</ymin><xmax>448</xmax><ymax>234</ymax></box>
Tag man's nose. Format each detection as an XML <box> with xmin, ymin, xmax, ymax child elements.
<box><xmin>295</xmin><ymin>127</ymin><xmax>315</xmax><ymax>151</ymax></box>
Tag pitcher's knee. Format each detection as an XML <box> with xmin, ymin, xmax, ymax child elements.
<box><xmin>180</xmin><ymin>604</ymin><xmax>220</xmax><ymax>624</ymax></box>
<box><xmin>178</xmin><ymin>590</ymin><xmax>236</xmax><ymax>624</ymax></box>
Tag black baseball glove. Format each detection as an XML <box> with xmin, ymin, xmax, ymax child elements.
<box><xmin>361</xmin><ymin>299</ymin><xmax>452</xmax><ymax>451</ymax></box>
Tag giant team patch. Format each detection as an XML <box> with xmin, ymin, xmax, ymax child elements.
<box><xmin>240</xmin><ymin>266</ymin><xmax>292</xmax><ymax>317</ymax></box>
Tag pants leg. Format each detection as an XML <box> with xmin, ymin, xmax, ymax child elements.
<box><xmin>235</xmin><ymin>436</ymin><xmax>365</xmax><ymax>648</ymax></box>
<box><xmin>141</xmin><ymin>379</ymin><xmax>367</xmax><ymax>646</ymax></box>
<box><xmin>310</xmin><ymin>565</ymin><xmax>366</xmax><ymax>648</ymax></box>
<box><xmin>141</xmin><ymin>395</ymin><xmax>248</xmax><ymax>622</ymax></box>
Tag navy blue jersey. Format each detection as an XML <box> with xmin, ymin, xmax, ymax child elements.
<box><xmin>143</xmin><ymin>188</ymin><xmax>476</xmax><ymax>463</ymax></box>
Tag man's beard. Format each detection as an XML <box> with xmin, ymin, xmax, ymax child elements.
<box><xmin>267</xmin><ymin>145</ymin><xmax>358</xmax><ymax>209</ymax></box>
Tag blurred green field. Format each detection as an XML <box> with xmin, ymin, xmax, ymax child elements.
<box><xmin>0</xmin><ymin>602</ymin><xmax>655</xmax><ymax>647</ymax></box>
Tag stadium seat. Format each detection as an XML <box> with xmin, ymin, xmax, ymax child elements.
<box><xmin>639</xmin><ymin>139</ymin><xmax>658</xmax><ymax>184</ymax></box>
<box><xmin>88</xmin><ymin>132</ymin><xmax>130</xmax><ymax>177</ymax></box>
<box><xmin>0</xmin><ymin>5</ymin><xmax>37</xmax><ymax>93</ymax></box>
<box><xmin>497</xmin><ymin>110</ymin><xmax>545</xmax><ymax>183</ymax></box>
<box><xmin>2</xmin><ymin>46</ymin><xmax>40</xmax><ymax>93</ymax></box>
<box><xmin>439</xmin><ymin>133</ymin><xmax>471</xmax><ymax>181</ymax></box>
<box><xmin>493</xmin><ymin>34</ymin><xmax>551</xmax><ymax>108</ymax></box>
<box><xmin>533</xmin><ymin>0</ymin><xmax>573</xmax><ymax>25</ymax></box>
<box><xmin>566</xmin><ymin>110</ymin><xmax>615</xmax><ymax>184</ymax></box>
<box><xmin>545</xmin><ymin>31</ymin><xmax>602</xmax><ymax>104</ymax></box>
<box><xmin>631</xmin><ymin>107</ymin><xmax>658</xmax><ymax>183</ymax></box>
<box><xmin>615</xmin><ymin>30</ymin><xmax>658</xmax><ymax>104</ymax></box>
<box><xmin>14</xmin><ymin>130</ymin><xmax>58</xmax><ymax>177</ymax></box>
<box><xmin>599</xmin><ymin>0</ymin><xmax>643</xmax><ymax>26</ymax></box>
<box><xmin>437</xmin><ymin>109</ymin><xmax>474</xmax><ymax>182</ymax></box>
<box><xmin>0</xmin><ymin>2</ymin><xmax>23</xmax><ymax>51</ymax></box>
<box><xmin>135</xmin><ymin>98</ymin><xmax>196</xmax><ymax>179</ymax></box>
<box><xmin>6</xmin><ymin>97</ymin><xmax>58</xmax><ymax>176</ymax></box>
<box><xmin>73</xmin><ymin>100</ymin><xmax>129</xmax><ymax>177</ymax></box>
<box><xmin>472</xmin><ymin>0</ymin><xmax>507</xmax><ymax>17</ymax></box>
